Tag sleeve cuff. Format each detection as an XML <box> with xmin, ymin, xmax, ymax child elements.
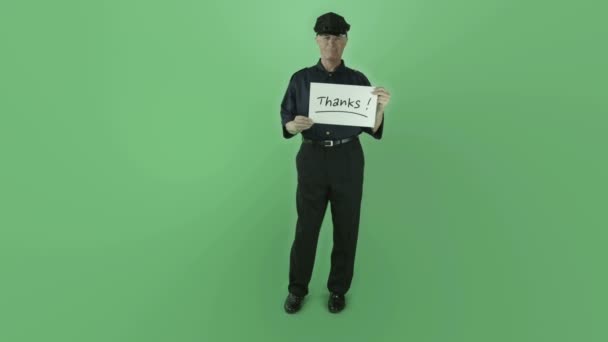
<box><xmin>281</xmin><ymin>115</ymin><xmax>296</xmax><ymax>139</ymax></box>
<box><xmin>362</xmin><ymin>114</ymin><xmax>384</xmax><ymax>140</ymax></box>
<box><xmin>282</xmin><ymin>122</ymin><xmax>296</xmax><ymax>139</ymax></box>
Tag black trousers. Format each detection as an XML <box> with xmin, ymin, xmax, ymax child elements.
<box><xmin>288</xmin><ymin>136</ymin><xmax>365</xmax><ymax>297</ymax></box>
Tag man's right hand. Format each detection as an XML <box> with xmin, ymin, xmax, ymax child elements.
<box><xmin>286</xmin><ymin>115</ymin><xmax>314</xmax><ymax>135</ymax></box>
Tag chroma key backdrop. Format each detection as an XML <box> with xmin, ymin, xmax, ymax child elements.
<box><xmin>1</xmin><ymin>0</ymin><xmax>606</xmax><ymax>342</ymax></box>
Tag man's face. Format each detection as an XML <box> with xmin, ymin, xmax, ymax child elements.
<box><xmin>315</xmin><ymin>33</ymin><xmax>348</xmax><ymax>61</ymax></box>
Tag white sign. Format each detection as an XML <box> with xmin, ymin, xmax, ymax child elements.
<box><xmin>308</xmin><ymin>82</ymin><xmax>377</xmax><ymax>128</ymax></box>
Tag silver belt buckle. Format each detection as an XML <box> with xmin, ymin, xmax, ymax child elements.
<box><xmin>323</xmin><ymin>140</ymin><xmax>334</xmax><ymax>147</ymax></box>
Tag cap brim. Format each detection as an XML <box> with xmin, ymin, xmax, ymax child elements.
<box><xmin>316</xmin><ymin>31</ymin><xmax>346</xmax><ymax>36</ymax></box>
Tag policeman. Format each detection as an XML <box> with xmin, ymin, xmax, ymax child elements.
<box><xmin>281</xmin><ymin>12</ymin><xmax>391</xmax><ymax>314</ymax></box>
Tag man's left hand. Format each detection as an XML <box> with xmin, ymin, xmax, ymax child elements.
<box><xmin>372</xmin><ymin>87</ymin><xmax>391</xmax><ymax>110</ymax></box>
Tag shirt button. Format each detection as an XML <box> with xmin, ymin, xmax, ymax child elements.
<box><xmin>326</xmin><ymin>131</ymin><xmax>330</xmax><ymax>135</ymax></box>
<box><xmin>329</xmin><ymin>73</ymin><xmax>332</xmax><ymax>77</ymax></box>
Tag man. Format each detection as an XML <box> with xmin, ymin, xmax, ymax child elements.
<box><xmin>280</xmin><ymin>12</ymin><xmax>391</xmax><ymax>314</ymax></box>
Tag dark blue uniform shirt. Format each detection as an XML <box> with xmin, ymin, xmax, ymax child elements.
<box><xmin>280</xmin><ymin>58</ymin><xmax>384</xmax><ymax>140</ymax></box>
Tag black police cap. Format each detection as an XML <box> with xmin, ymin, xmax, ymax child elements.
<box><xmin>314</xmin><ymin>12</ymin><xmax>350</xmax><ymax>36</ymax></box>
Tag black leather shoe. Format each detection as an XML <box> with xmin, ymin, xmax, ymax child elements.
<box><xmin>328</xmin><ymin>293</ymin><xmax>346</xmax><ymax>313</ymax></box>
<box><xmin>284</xmin><ymin>293</ymin><xmax>305</xmax><ymax>314</ymax></box>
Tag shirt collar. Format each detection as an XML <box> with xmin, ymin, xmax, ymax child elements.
<box><xmin>315</xmin><ymin>58</ymin><xmax>347</xmax><ymax>73</ymax></box>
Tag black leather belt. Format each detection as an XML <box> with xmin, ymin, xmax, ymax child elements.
<box><xmin>302</xmin><ymin>136</ymin><xmax>357</xmax><ymax>147</ymax></box>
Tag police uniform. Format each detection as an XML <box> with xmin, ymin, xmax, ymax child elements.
<box><xmin>280</xmin><ymin>12</ymin><xmax>385</xmax><ymax>298</ymax></box>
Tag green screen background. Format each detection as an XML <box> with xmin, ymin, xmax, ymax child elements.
<box><xmin>1</xmin><ymin>0</ymin><xmax>606</xmax><ymax>341</ymax></box>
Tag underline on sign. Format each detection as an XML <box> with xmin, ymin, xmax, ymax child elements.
<box><xmin>314</xmin><ymin>111</ymin><xmax>368</xmax><ymax>118</ymax></box>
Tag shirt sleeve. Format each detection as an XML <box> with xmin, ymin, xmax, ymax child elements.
<box><xmin>358</xmin><ymin>72</ymin><xmax>384</xmax><ymax>140</ymax></box>
<box><xmin>280</xmin><ymin>74</ymin><xmax>297</xmax><ymax>139</ymax></box>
